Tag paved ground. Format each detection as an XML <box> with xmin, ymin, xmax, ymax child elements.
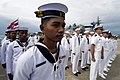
<box><xmin>65</xmin><ymin>39</ymin><xmax>120</xmax><ymax>80</ymax></box>
<box><xmin>0</xmin><ymin>39</ymin><xmax>120</xmax><ymax>80</ymax></box>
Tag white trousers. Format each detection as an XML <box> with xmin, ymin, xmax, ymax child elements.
<box><xmin>87</xmin><ymin>51</ymin><xmax>91</xmax><ymax>65</ymax></box>
<box><xmin>65</xmin><ymin>50</ymin><xmax>70</xmax><ymax>66</ymax></box>
<box><xmin>90</xmin><ymin>52</ymin><xmax>101</xmax><ymax>80</ymax></box>
<box><xmin>81</xmin><ymin>51</ymin><xmax>88</xmax><ymax>68</ymax></box>
<box><xmin>72</xmin><ymin>52</ymin><xmax>80</xmax><ymax>74</ymax></box>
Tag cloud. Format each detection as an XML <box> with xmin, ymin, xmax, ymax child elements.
<box><xmin>0</xmin><ymin>0</ymin><xmax>120</xmax><ymax>35</ymax></box>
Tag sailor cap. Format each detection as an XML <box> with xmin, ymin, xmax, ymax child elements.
<box><xmin>17</xmin><ymin>27</ymin><xmax>28</xmax><ymax>31</ymax></box>
<box><xmin>108</xmin><ymin>31</ymin><xmax>111</xmax><ymax>34</ymax></box>
<box><xmin>94</xmin><ymin>24</ymin><xmax>104</xmax><ymax>30</ymax></box>
<box><xmin>34</xmin><ymin>3</ymin><xmax>68</xmax><ymax>19</ymax></box>
<box><xmin>75</xmin><ymin>27</ymin><xmax>81</xmax><ymax>31</ymax></box>
<box><xmin>84</xmin><ymin>31</ymin><xmax>89</xmax><ymax>33</ymax></box>
<box><xmin>65</xmin><ymin>31</ymin><xmax>70</xmax><ymax>34</ymax></box>
<box><xmin>90</xmin><ymin>31</ymin><xmax>94</xmax><ymax>34</ymax></box>
<box><xmin>5</xmin><ymin>29</ymin><xmax>16</xmax><ymax>33</ymax></box>
<box><xmin>102</xmin><ymin>30</ymin><xmax>109</xmax><ymax>33</ymax></box>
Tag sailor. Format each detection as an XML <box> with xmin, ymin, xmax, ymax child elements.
<box><xmin>1</xmin><ymin>29</ymin><xmax>16</xmax><ymax>69</ymax></box>
<box><xmin>90</xmin><ymin>31</ymin><xmax>95</xmax><ymax>37</ymax></box>
<box><xmin>71</xmin><ymin>27</ymin><xmax>82</xmax><ymax>76</ymax></box>
<box><xmin>61</xmin><ymin>31</ymin><xmax>71</xmax><ymax>70</ymax></box>
<box><xmin>13</xmin><ymin>3</ymin><xmax>68</xmax><ymax>80</ymax></box>
<box><xmin>110</xmin><ymin>35</ymin><xmax>116</xmax><ymax>61</ymax></box>
<box><xmin>1</xmin><ymin>29</ymin><xmax>11</xmax><ymax>46</ymax></box>
<box><xmin>90</xmin><ymin>24</ymin><xmax>104</xmax><ymax>80</ymax></box>
<box><xmin>6</xmin><ymin>27</ymin><xmax>34</xmax><ymax>80</ymax></box>
<box><xmin>80</xmin><ymin>31</ymin><xmax>90</xmax><ymax>71</ymax></box>
<box><xmin>107</xmin><ymin>31</ymin><xmax>113</xmax><ymax>67</ymax></box>
<box><xmin>99</xmin><ymin>30</ymin><xmax>109</xmax><ymax>78</ymax></box>
<box><xmin>112</xmin><ymin>35</ymin><xmax>117</xmax><ymax>59</ymax></box>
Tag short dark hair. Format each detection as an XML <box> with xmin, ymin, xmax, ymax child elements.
<box><xmin>41</xmin><ymin>17</ymin><xmax>54</xmax><ymax>24</ymax></box>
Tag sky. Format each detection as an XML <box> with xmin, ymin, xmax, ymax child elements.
<box><xmin>0</xmin><ymin>0</ymin><xmax>120</xmax><ymax>35</ymax></box>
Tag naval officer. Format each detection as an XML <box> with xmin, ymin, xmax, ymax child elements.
<box><xmin>90</xmin><ymin>24</ymin><xmax>104</xmax><ymax>80</ymax></box>
<box><xmin>61</xmin><ymin>31</ymin><xmax>71</xmax><ymax>70</ymax></box>
<box><xmin>80</xmin><ymin>31</ymin><xmax>90</xmax><ymax>71</ymax></box>
<box><xmin>71</xmin><ymin>27</ymin><xmax>82</xmax><ymax>76</ymax></box>
<box><xmin>13</xmin><ymin>3</ymin><xmax>68</xmax><ymax>80</ymax></box>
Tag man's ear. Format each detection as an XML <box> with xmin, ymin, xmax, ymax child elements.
<box><xmin>40</xmin><ymin>25</ymin><xmax>43</xmax><ymax>31</ymax></box>
<box><xmin>40</xmin><ymin>24</ymin><xmax>45</xmax><ymax>34</ymax></box>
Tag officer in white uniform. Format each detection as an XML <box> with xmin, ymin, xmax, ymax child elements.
<box><xmin>61</xmin><ymin>31</ymin><xmax>71</xmax><ymax>70</ymax></box>
<box><xmin>6</xmin><ymin>27</ymin><xmax>34</xmax><ymax>80</ymax></box>
<box><xmin>13</xmin><ymin>3</ymin><xmax>68</xmax><ymax>80</ymax></box>
<box><xmin>107</xmin><ymin>32</ymin><xmax>113</xmax><ymax>67</ymax></box>
<box><xmin>1</xmin><ymin>29</ymin><xmax>16</xmax><ymax>69</ymax></box>
<box><xmin>71</xmin><ymin>27</ymin><xmax>82</xmax><ymax>76</ymax></box>
<box><xmin>80</xmin><ymin>31</ymin><xmax>90</xmax><ymax>71</ymax></box>
<box><xmin>90</xmin><ymin>25</ymin><xmax>104</xmax><ymax>80</ymax></box>
<box><xmin>99</xmin><ymin>30</ymin><xmax>109</xmax><ymax>78</ymax></box>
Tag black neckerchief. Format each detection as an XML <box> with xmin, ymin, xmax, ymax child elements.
<box><xmin>16</xmin><ymin>39</ymin><xmax>28</xmax><ymax>47</ymax></box>
<box><xmin>35</xmin><ymin>43</ymin><xmax>60</xmax><ymax>64</ymax></box>
<box><xmin>66</xmin><ymin>38</ymin><xmax>70</xmax><ymax>44</ymax></box>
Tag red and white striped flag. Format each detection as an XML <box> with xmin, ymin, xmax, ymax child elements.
<box><xmin>9</xmin><ymin>19</ymin><xmax>19</xmax><ymax>29</ymax></box>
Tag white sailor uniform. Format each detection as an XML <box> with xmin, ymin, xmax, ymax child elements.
<box><xmin>1</xmin><ymin>39</ymin><xmax>10</xmax><ymax>65</ymax></box>
<box><xmin>13</xmin><ymin>42</ymin><xmax>67</xmax><ymax>80</ymax></box>
<box><xmin>90</xmin><ymin>33</ymin><xmax>103</xmax><ymax>80</ymax></box>
<box><xmin>6</xmin><ymin>39</ymin><xmax>34</xmax><ymax>75</ymax></box>
<box><xmin>61</xmin><ymin>36</ymin><xmax>71</xmax><ymax>67</ymax></box>
<box><xmin>80</xmin><ymin>35</ymin><xmax>90</xmax><ymax>69</ymax></box>
<box><xmin>71</xmin><ymin>34</ymin><xmax>83</xmax><ymax>74</ymax></box>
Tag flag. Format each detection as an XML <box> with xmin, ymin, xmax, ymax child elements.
<box><xmin>9</xmin><ymin>19</ymin><xmax>19</xmax><ymax>29</ymax></box>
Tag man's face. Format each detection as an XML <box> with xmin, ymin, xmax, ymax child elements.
<box><xmin>6</xmin><ymin>32</ymin><xmax>10</xmax><ymax>39</ymax></box>
<box><xmin>102</xmin><ymin>33</ymin><xmax>108</xmax><ymax>38</ymax></box>
<box><xmin>10</xmin><ymin>31</ymin><xmax>17</xmax><ymax>40</ymax></box>
<box><xmin>41</xmin><ymin>17</ymin><xmax>65</xmax><ymax>42</ymax></box>
<box><xmin>76</xmin><ymin>30</ymin><xmax>81</xmax><ymax>35</ymax></box>
<box><xmin>96</xmin><ymin>28</ymin><xmax>103</xmax><ymax>34</ymax></box>
<box><xmin>85</xmin><ymin>33</ymin><xmax>90</xmax><ymax>36</ymax></box>
<box><xmin>18</xmin><ymin>30</ymin><xmax>28</xmax><ymax>42</ymax></box>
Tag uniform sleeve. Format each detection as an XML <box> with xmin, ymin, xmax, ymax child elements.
<box><xmin>6</xmin><ymin>43</ymin><xmax>13</xmax><ymax>74</ymax></box>
<box><xmin>13</xmin><ymin>47</ymin><xmax>35</xmax><ymax>80</ymax></box>
<box><xmin>61</xmin><ymin>38</ymin><xmax>65</xmax><ymax>46</ymax></box>
<box><xmin>90</xmin><ymin>36</ymin><xmax>97</xmax><ymax>46</ymax></box>
<box><xmin>1</xmin><ymin>42</ymin><xmax>7</xmax><ymax>64</ymax></box>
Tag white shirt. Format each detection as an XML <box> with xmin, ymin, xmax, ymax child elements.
<box><xmin>1</xmin><ymin>39</ymin><xmax>10</xmax><ymax>64</ymax></box>
<box><xmin>91</xmin><ymin>33</ymin><xmax>103</xmax><ymax>52</ymax></box>
<box><xmin>82</xmin><ymin>35</ymin><xmax>91</xmax><ymax>52</ymax></box>
<box><xmin>6</xmin><ymin>40</ymin><xmax>34</xmax><ymax>74</ymax></box>
<box><xmin>61</xmin><ymin>37</ymin><xmax>70</xmax><ymax>51</ymax></box>
<box><xmin>71</xmin><ymin>34</ymin><xmax>83</xmax><ymax>54</ymax></box>
<box><xmin>13</xmin><ymin>42</ymin><xmax>67</xmax><ymax>80</ymax></box>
